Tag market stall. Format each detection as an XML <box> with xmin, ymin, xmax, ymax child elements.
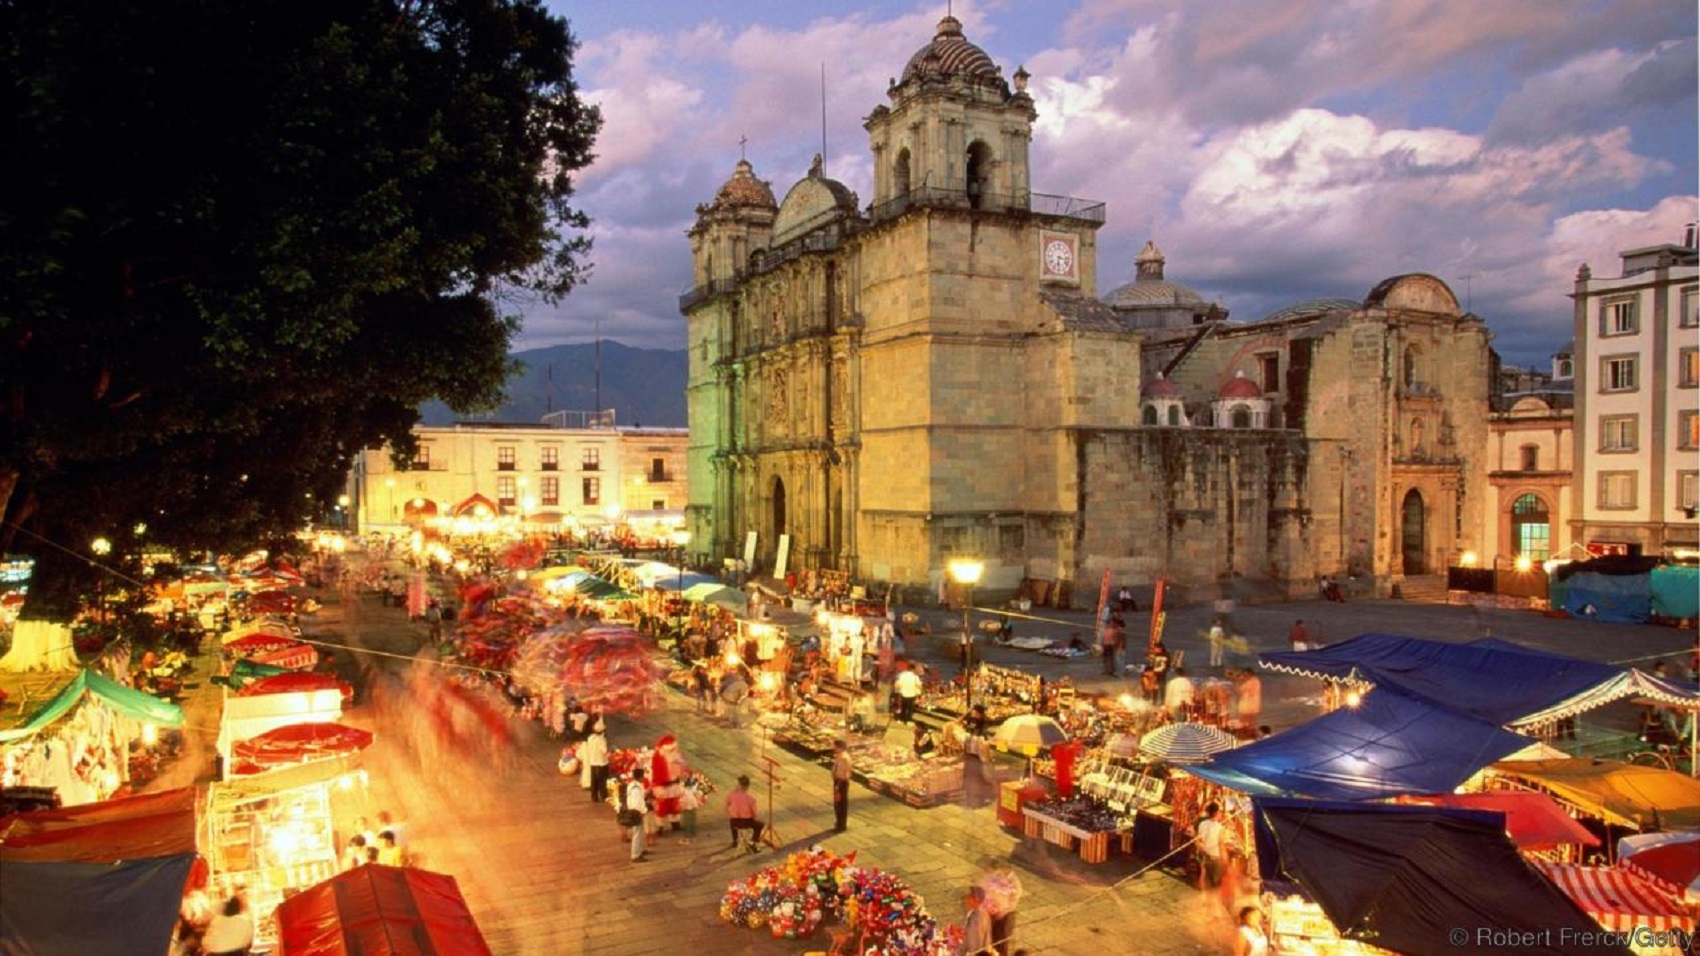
<box><xmin>206</xmin><ymin>754</ymin><xmax>366</xmax><ymax>950</ymax></box>
<box><xmin>1401</xmin><ymin>790</ymin><xmax>1599</xmax><ymax>855</ymax></box>
<box><xmin>274</xmin><ymin>862</ymin><xmax>493</xmax><ymax>956</ymax></box>
<box><xmin>1535</xmin><ymin>862</ymin><xmax>1694</xmax><ymax>955</ymax></box>
<box><xmin>1488</xmin><ymin>758</ymin><xmax>1700</xmax><ymax>831</ymax></box>
<box><xmin>218</xmin><ymin>689</ymin><xmax>346</xmax><ymax>776</ymax></box>
<box><xmin>1252</xmin><ymin>798</ymin><xmax>1628</xmax><ymax>956</ymax></box>
<box><xmin>0</xmin><ymin>668</ymin><xmax>184</xmax><ymax>806</ymax></box>
<box><xmin>0</xmin><ymin>787</ymin><xmax>201</xmax><ymax>956</ymax></box>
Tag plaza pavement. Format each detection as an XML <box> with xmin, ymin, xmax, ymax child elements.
<box><xmin>176</xmin><ymin>569</ymin><xmax>1696</xmax><ymax>955</ymax></box>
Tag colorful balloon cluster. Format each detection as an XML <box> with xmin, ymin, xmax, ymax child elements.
<box><xmin>717</xmin><ymin>848</ymin><xmax>956</xmax><ymax>955</ymax></box>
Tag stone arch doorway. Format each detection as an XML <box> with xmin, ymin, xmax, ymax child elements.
<box><xmin>1400</xmin><ymin>489</ymin><xmax>1426</xmax><ymax>574</ymax></box>
<box><xmin>771</xmin><ymin>475</ymin><xmax>787</xmax><ymax>542</ymax></box>
<box><xmin>1510</xmin><ymin>493</ymin><xmax>1551</xmax><ymax>559</ymax></box>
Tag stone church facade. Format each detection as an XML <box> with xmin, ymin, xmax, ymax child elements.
<box><xmin>682</xmin><ymin>16</ymin><xmax>1490</xmax><ymax>599</ymax></box>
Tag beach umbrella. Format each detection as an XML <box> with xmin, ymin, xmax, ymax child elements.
<box><xmin>236</xmin><ymin>672</ymin><xmax>354</xmax><ymax>703</ymax></box>
<box><xmin>1622</xmin><ymin>833</ymin><xmax>1700</xmax><ymax>903</ymax></box>
<box><xmin>992</xmin><ymin>714</ymin><xmax>1069</xmax><ymax>755</ymax></box>
<box><xmin>231</xmin><ymin>722</ymin><xmax>373</xmax><ymax>771</ymax></box>
<box><xmin>1138</xmin><ymin>721</ymin><xmax>1237</xmax><ymax>764</ymax></box>
<box><xmin>224</xmin><ymin>633</ymin><xmax>300</xmax><ymax>655</ymax></box>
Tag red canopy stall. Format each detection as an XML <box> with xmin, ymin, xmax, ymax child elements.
<box><xmin>275</xmin><ymin>863</ymin><xmax>493</xmax><ymax>956</ymax></box>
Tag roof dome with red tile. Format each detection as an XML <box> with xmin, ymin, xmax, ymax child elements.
<box><xmin>1218</xmin><ymin>371</ymin><xmax>1262</xmax><ymax>399</ymax></box>
<box><xmin>1146</xmin><ymin>374</ymin><xmax>1179</xmax><ymax>398</ymax></box>
<box><xmin>710</xmin><ymin>159</ymin><xmax>776</xmax><ymax>210</ymax></box>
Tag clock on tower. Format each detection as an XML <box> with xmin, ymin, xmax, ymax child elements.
<box><xmin>1039</xmin><ymin>231</ymin><xmax>1078</xmax><ymax>282</ymax></box>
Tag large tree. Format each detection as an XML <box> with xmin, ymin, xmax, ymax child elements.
<box><xmin>1</xmin><ymin>0</ymin><xmax>601</xmax><ymax>615</ymax></box>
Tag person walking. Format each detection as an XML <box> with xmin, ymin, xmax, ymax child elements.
<box><xmin>581</xmin><ymin>721</ymin><xmax>610</xmax><ymax>804</ymax></box>
<box><xmin>831</xmin><ymin>739</ymin><xmax>852</xmax><ymax>832</ymax></box>
<box><xmin>624</xmin><ymin>768</ymin><xmax>650</xmax><ymax>862</ymax></box>
<box><xmin>1194</xmin><ymin>801</ymin><xmax>1226</xmax><ymax>889</ymax></box>
<box><xmin>726</xmin><ymin>774</ymin><xmax>763</xmax><ymax>853</ymax></box>
<box><xmin>1100</xmin><ymin>618</ymin><xmax>1123</xmax><ymax>676</ymax></box>
<box><xmin>1207</xmin><ymin>617</ymin><xmax>1226</xmax><ymax>669</ymax></box>
<box><xmin>954</xmin><ymin>886</ymin><xmax>994</xmax><ymax>956</ymax></box>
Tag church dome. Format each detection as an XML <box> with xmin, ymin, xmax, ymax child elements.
<box><xmin>710</xmin><ymin>159</ymin><xmax>776</xmax><ymax>211</ymax></box>
<box><xmin>1103</xmin><ymin>241</ymin><xmax>1207</xmax><ymax>308</ymax></box>
<box><xmin>1218</xmin><ymin>370</ymin><xmax>1262</xmax><ymax>399</ymax></box>
<box><xmin>1145</xmin><ymin>374</ymin><xmax>1179</xmax><ymax>398</ymax></box>
<box><xmin>1258</xmin><ymin>297</ymin><xmax>1360</xmax><ymax>323</ymax></box>
<box><xmin>901</xmin><ymin>16</ymin><xmax>1000</xmax><ymax>83</ymax></box>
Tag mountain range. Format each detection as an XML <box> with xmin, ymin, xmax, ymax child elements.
<box><xmin>419</xmin><ymin>341</ymin><xmax>687</xmax><ymax>427</ymax></box>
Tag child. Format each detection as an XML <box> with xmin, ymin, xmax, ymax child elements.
<box><xmin>679</xmin><ymin>784</ymin><xmax>701</xmax><ymax>844</ymax></box>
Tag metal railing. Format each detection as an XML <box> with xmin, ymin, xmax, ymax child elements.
<box><xmin>869</xmin><ymin>186</ymin><xmax>1104</xmax><ymax>224</ymax></box>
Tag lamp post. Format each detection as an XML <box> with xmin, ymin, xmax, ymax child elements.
<box><xmin>337</xmin><ymin>494</ymin><xmax>350</xmax><ymax>531</ymax></box>
<box><xmin>948</xmin><ymin>558</ymin><xmax>984</xmax><ymax>712</ymax></box>
<box><xmin>385</xmin><ymin>478</ymin><xmax>396</xmax><ymax>524</ymax></box>
<box><xmin>90</xmin><ymin>537</ymin><xmax>112</xmax><ymax>623</ymax></box>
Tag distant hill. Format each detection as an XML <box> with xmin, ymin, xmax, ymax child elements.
<box><xmin>419</xmin><ymin>341</ymin><xmax>687</xmax><ymax>427</ymax></box>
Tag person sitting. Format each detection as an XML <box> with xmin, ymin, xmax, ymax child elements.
<box><xmin>912</xmin><ymin>723</ymin><xmax>937</xmax><ymax>759</ymax></box>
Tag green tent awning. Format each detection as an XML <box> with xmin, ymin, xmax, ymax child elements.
<box><xmin>0</xmin><ymin>670</ymin><xmax>184</xmax><ymax>742</ymax></box>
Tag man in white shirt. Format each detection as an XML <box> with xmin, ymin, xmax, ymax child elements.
<box><xmin>893</xmin><ymin>665</ymin><xmax>923</xmax><ymax>724</ymax></box>
<box><xmin>1164</xmin><ymin>666</ymin><xmax>1196</xmax><ymax>718</ymax></box>
<box><xmin>201</xmin><ymin>893</ymin><xmax>254</xmax><ymax>956</ymax></box>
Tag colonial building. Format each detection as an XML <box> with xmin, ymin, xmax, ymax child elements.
<box><xmin>1482</xmin><ymin>353</ymin><xmax>1574</xmax><ymax>564</ymax></box>
<box><xmin>1569</xmin><ymin>229</ymin><xmax>1699</xmax><ymax>556</ymax></box>
<box><xmin>351</xmin><ymin>419</ymin><xmax>687</xmax><ymax>539</ymax></box>
<box><xmin>683</xmin><ymin>15</ymin><xmax>1493</xmax><ymax>597</ymax></box>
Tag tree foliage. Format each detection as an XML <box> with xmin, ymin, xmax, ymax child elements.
<box><xmin>0</xmin><ymin>0</ymin><xmax>601</xmax><ymax>615</ymax></box>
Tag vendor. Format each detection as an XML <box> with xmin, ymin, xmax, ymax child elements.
<box><xmin>967</xmin><ymin>703</ymin><xmax>990</xmax><ymax>738</ymax></box>
<box><xmin>912</xmin><ymin>723</ymin><xmax>937</xmax><ymax>759</ymax></box>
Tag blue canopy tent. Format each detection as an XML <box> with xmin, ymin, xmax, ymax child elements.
<box><xmin>1259</xmin><ymin>633</ymin><xmax>1623</xmax><ymax>726</ymax></box>
<box><xmin>1252</xmin><ymin>798</ymin><xmax>1630</xmax><ymax>956</ymax></box>
<box><xmin>1189</xmin><ymin>686</ymin><xmax>1532</xmax><ymax>800</ymax></box>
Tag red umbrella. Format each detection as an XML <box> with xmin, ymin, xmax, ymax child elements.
<box><xmin>225</xmin><ymin>633</ymin><xmax>301</xmax><ymax>655</ymax></box>
<box><xmin>231</xmin><ymin>722</ymin><xmax>374</xmax><ymax>771</ymax></box>
<box><xmin>1622</xmin><ymin>834</ymin><xmax>1700</xmax><ymax>903</ymax></box>
<box><xmin>237</xmin><ymin>672</ymin><xmax>354</xmax><ymax>703</ymax></box>
<box><xmin>250</xmin><ymin>590</ymin><xmax>297</xmax><ymax>612</ymax></box>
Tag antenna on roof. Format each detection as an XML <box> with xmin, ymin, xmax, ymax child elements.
<box><xmin>820</xmin><ymin>63</ymin><xmax>828</xmax><ymax>174</ymax></box>
<box><xmin>1460</xmin><ymin>273</ymin><xmax>1478</xmax><ymax>313</ymax></box>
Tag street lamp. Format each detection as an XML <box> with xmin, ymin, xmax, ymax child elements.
<box><xmin>90</xmin><ymin>537</ymin><xmax>112</xmax><ymax>623</ymax></box>
<box><xmin>948</xmin><ymin>558</ymin><xmax>984</xmax><ymax>712</ymax></box>
<box><xmin>337</xmin><ymin>494</ymin><xmax>350</xmax><ymax>531</ymax></box>
<box><xmin>673</xmin><ymin>530</ymin><xmax>692</xmax><ymax>590</ymax></box>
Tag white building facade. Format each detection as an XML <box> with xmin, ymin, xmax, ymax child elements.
<box><xmin>1569</xmin><ymin>230</ymin><xmax>1699</xmax><ymax>557</ymax></box>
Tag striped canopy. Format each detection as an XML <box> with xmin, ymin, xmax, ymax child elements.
<box><xmin>1138</xmin><ymin>722</ymin><xmax>1237</xmax><ymax>764</ymax></box>
<box><xmin>1536</xmin><ymin>862</ymin><xmax>1694</xmax><ymax>937</ymax></box>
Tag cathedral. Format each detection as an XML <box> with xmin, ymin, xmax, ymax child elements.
<box><xmin>682</xmin><ymin>15</ymin><xmax>1490</xmax><ymax>600</ymax></box>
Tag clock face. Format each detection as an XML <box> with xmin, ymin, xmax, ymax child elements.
<box><xmin>1043</xmin><ymin>237</ymin><xmax>1075</xmax><ymax>277</ymax></box>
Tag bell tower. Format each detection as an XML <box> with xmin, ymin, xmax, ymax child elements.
<box><xmin>865</xmin><ymin>15</ymin><xmax>1035</xmax><ymax>211</ymax></box>
<box><xmin>687</xmin><ymin>158</ymin><xmax>776</xmax><ymax>288</ymax></box>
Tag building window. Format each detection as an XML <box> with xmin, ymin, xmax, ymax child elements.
<box><xmin>582</xmin><ymin>448</ymin><xmax>601</xmax><ymax>471</ymax></box>
<box><xmin>1601</xmin><ymin>355</ymin><xmax>1638</xmax><ymax>392</ymax></box>
<box><xmin>1681</xmin><ymin>348</ymin><xmax>1699</xmax><ymax>388</ymax></box>
<box><xmin>582</xmin><ymin>477</ymin><xmax>600</xmax><ymax>506</ymax></box>
<box><xmin>411</xmin><ymin>446</ymin><xmax>431</xmax><ymax>471</ymax></box>
<box><xmin>1231</xmin><ymin>406</ymin><xmax>1251</xmax><ymax>428</ymax></box>
<box><xmin>1167</xmin><ymin>405</ymin><xmax>1182</xmax><ymax>426</ymax></box>
<box><xmin>1599</xmin><ymin>415</ymin><xmax>1637</xmax><ymax>453</ymax></box>
<box><xmin>1679</xmin><ymin>471</ymin><xmax>1698</xmax><ymax>512</ymax></box>
<box><xmin>496</xmin><ymin>476</ymin><xmax>516</xmax><ymax>507</ymax></box>
<box><xmin>1599</xmin><ymin>297</ymin><xmax>1637</xmax><ymax>336</ymax></box>
<box><xmin>541</xmin><ymin>477</ymin><xmax>559</xmax><ymax>507</ymax></box>
<box><xmin>650</xmin><ymin>457</ymin><xmax>666</xmax><ymax>482</ymax></box>
<box><xmin>1510</xmin><ymin>493</ymin><xmax>1550</xmax><ymax>560</ymax></box>
<box><xmin>541</xmin><ymin>447</ymin><xmax>559</xmax><ymax>471</ymax></box>
<box><xmin>1681</xmin><ymin>286</ymin><xmax>1698</xmax><ymax>328</ymax></box>
<box><xmin>1681</xmin><ymin>410</ymin><xmax>1699</xmax><ymax>451</ymax></box>
<box><xmin>1556</xmin><ymin>357</ymin><xmax>1573</xmax><ymax>379</ymax></box>
<box><xmin>651</xmin><ymin>499</ymin><xmax>666</xmax><ymax>510</ymax></box>
<box><xmin>1258</xmin><ymin>352</ymin><xmax>1280</xmax><ymax>394</ymax></box>
<box><xmin>1598</xmin><ymin>471</ymin><xmax>1636</xmax><ymax>510</ymax></box>
<box><xmin>496</xmin><ymin>446</ymin><xmax>516</xmax><ymax>471</ymax></box>
<box><xmin>1142</xmin><ymin>405</ymin><xmax>1158</xmax><ymax>425</ymax></box>
<box><xmin>1519</xmin><ymin>444</ymin><xmax>1539</xmax><ymax>471</ymax></box>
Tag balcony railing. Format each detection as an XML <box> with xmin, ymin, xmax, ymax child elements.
<box><xmin>679</xmin><ymin>277</ymin><xmax>740</xmax><ymax>311</ymax></box>
<box><xmin>869</xmin><ymin>186</ymin><xmax>1105</xmax><ymax>225</ymax></box>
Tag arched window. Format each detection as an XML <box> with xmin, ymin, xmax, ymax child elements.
<box><xmin>1167</xmin><ymin>405</ymin><xmax>1182</xmax><ymax>427</ymax></box>
<box><xmin>1510</xmin><ymin>493</ymin><xmax>1550</xmax><ymax>559</ymax></box>
<box><xmin>965</xmin><ymin>141</ymin><xmax>993</xmax><ymax>208</ymax></box>
<box><xmin>1403</xmin><ymin>348</ymin><xmax>1417</xmax><ymax>388</ymax></box>
<box><xmin>1142</xmin><ymin>405</ymin><xmax>1158</xmax><ymax>425</ymax></box>
<box><xmin>894</xmin><ymin>148</ymin><xmax>911</xmax><ymax>197</ymax></box>
<box><xmin>1231</xmin><ymin>406</ymin><xmax>1251</xmax><ymax>429</ymax></box>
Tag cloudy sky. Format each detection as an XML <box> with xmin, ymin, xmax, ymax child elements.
<box><xmin>535</xmin><ymin>0</ymin><xmax>1696</xmax><ymax>367</ymax></box>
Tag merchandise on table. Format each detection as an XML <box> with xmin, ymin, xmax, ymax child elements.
<box><xmin>718</xmin><ymin>847</ymin><xmax>959</xmax><ymax>955</ymax></box>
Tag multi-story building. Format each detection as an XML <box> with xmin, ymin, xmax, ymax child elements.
<box><xmin>1569</xmin><ymin>229</ymin><xmax>1699</xmax><ymax>557</ymax></box>
<box><xmin>1481</xmin><ymin>352</ymin><xmax>1574</xmax><ymax>564</ymax></box>
<box><xmin>681</xmin><ymin>15</ymin><xmax>1495</xmax><ymax>597</ymax></box>
<box><xmin>350</xmin><ymin>417</ymin><xmax>687</xmax><ymax>540</ymax></box>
